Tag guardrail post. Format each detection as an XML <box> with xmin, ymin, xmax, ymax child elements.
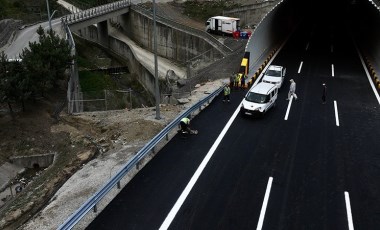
<box><xmin>117</xmin><ymin>181</ymin><xmax>121</xmax><ymax>189</ymax></box>
<box><xmin>165</xmin><ymin>133</ymin><xmax>169</xmax><ymax>141</ymax></box>
<box><xmin>93</xmin><ymin>204</ymin><xmax>97</xmax><ymax>213</ymax></box>
<box><xmin>152</xmin><ymin>147</ymin><xmax>155</xmax><ymax>154</ymax></box>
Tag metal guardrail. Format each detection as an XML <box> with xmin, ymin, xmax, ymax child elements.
<box><xmin>131</xmin><ymin>5</ymin><xmax>233</xmax><ymax>56</ymax></box>
<box><xmin>58</xmin><ymin>86</ymin><xmax>224</xmax><ymax>230</ymax></box>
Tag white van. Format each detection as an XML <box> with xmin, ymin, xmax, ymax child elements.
<box><xmin>240</xmin><ymin>82</ymin><xmax>278</xmax><ymax>116</ymax></box>
<box><xmin>262</xmin><ymin>65</ymin><xmax>286</xmax><ymax>88</ymax></box>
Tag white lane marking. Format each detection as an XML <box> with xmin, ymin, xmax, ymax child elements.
<box><xmin>256</xmin><ymin>177</ymin><xmax>274</xmax><ymax>230</ymax></box>
<box><xmin>344</xmin><ymin>191</ymin><xmax>355</xmax><ymax>230</ymax></box>
<box><xmin>284</xmin><ymin>96</ymin><xmax>294</xmax><ymax>120</ymax></box>
<box><xmin>332</xmin><ymin>64</ymin><xmax>335</xmax><ymax>77</ymax></box>
<box><xmin>305</xmin><ymin>42</ymin><xmax>310</xmax><ymax>51</ymax></box>
<box><xmin>334</xmin><ymin>100</ymin><xmax>340</xmax><ymax>126</ymax></box>
<box><xmin>159</xmin><ymin>103</ymin><xmax>241</xmax><ymax>230</ymax></box>
<box><xmin>354</xmin><ymin>43</ymin><xmax>380</xmax><ymax>105</ymax></box>
<box><xmin>331</xmin><ymin>45</ymin><xmax>334</xmax><ymax>53</ymax></box>
<box><xmin>298</xmin><ymin>61</ymin><xmax>303</xmax><ymax>74</ymax></box>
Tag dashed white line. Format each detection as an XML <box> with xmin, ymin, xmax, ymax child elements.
<box><xmin>331</xmin><ymin>45</ymin><xmax>334</xmax><ymax>53</ymax></box>
<box><xmin>331</xmin><ymin>64</ymin><xmax>335</xmax><ymax>77</ymax></box>
<box><xmin>344</xmin><ymin>191</ymin><xmax>355</xmax><ymax>230</ymax></box>
<box><xmin>298</xmin><ymin>61</ymin><xmax>303</xmax><ymax>74</ymax></box>
<box><xmin>256</xmin><ymin>177</ymin><xmax>273</xmax><ymax>230</ymax></box>
<box><xmin>284</xmin><ymin>96</ymin><xmax>294</xmax><ymax>120</ymax></box>
<box><xmin>305</xmin><ymin>42</ymin><xmax>310</xmax><ymax>51</ymax></box>
<box><xmin>334</xmin><ymin>100</ymin><xmax>340</xmax><ymax>126</ymax></box>
<box><xmin>159</xmin><ymin>104</ymin><xmax>241</xmax><ymax>230</ymax></box>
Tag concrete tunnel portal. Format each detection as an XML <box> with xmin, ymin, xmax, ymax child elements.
<box><xmin>245</xmin><ymin>0</ymin><xmax>379</xmax><ymax>77</ymax></box>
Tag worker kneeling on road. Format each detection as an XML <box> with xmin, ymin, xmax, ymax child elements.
<box><xmin>179</xmin><ymin>117</ymin><xmax>198</xmax><ymax>134</ymax></box>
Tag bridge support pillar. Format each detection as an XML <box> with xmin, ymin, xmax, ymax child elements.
<box><xmin>97</xmin><ymin>20</ymin><xmax>109</xmax><ymax>47</ymax></box>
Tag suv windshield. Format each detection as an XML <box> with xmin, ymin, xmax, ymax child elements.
<box><xmin>265</xmin><ymin>69</ymin><xmax>281</xmax><ymax>77</ymax></box>
<box><xmin>245</xmin><ymin>92</ymin><xmax>269</xmax><ymax>103</ymax></box>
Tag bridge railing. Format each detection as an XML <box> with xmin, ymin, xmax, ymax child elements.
<box><xmin>57</xmin><ymin>85</ymin><xmax>224</xmax><ymax>230</ymax></box>
<box><xmin>131</xmin><ymin>4</ymin><xmax>233</xmax><ymax>56</ymax></box>
<box><xmin>63</xmin><ymin>0</ymin><xmax>131</xmax><ymax>25</ymax></box>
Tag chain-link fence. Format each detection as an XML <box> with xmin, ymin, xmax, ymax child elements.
<box><xmin>70</xmin><ymin>89</ymin><xmax>133</xmax><ymax>112</ymax></box>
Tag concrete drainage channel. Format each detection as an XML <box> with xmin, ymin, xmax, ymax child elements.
<box><xmin>0</xmin><ymin>153</ymin><xmax>55</xmax><ymax>209</ymax></box>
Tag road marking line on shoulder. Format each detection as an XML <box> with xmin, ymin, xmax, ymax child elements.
<box><xmin>331</xmin><ymin>45</ymin><xmax>334</xmax><ymax>53</ymax></box>
<box><xmin>298</xmin><ymin>61</ymin><xmax>303</xmax><ymax>74</ymax></box>
<box><xmin>159</xmin><ymin>104</ymin><xmax>241</xmax><ymax>230</ymax></box>
<box><xmin>334</xmin><ymin>100</ymin><xmax>340</xmax><ymax>126</ymax></box>
<box><xmin>305</xmin><ymin>42</ymin><xmax>310</xmax><ymax>51</ymax></box>
<box><xmin>344</xmin><ymin>191</ymin><xmax>355</xmax><ymax>230</ymax></box>
<box><xmin>256</xmin><ymin>177</ymin><xmax>273</xmax><ymax>230</ymax></box>
<box><xmin>331</xmin><ymin>64</ymin><xmax>335</xmax><ymax>77</ymax></box>
<box><xmin>284</xmin><ymin>96</ymin><xmax>294</xmax><ymax>120</ymax></box>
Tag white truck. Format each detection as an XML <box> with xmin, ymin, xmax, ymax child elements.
<box><xmin>205</xmin><ymin>16</ymin><xmax>240</xmax><ymax>35</ymax></box>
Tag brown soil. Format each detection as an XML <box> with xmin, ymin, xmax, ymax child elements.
<box><xmin>0</xmin><ymin>94</ymin><xmax>182</xmax><ymax>229</ymax></box>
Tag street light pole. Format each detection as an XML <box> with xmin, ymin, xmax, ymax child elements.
<box><xmin>153</xmin><ymin>0</ymin><xmax>161</xmax><ymax>120</ymax></box>
<box><xmin>46</xmin><ymin>0</ymin><xmax>52</xmax><ymax>30</ymax></box>
<box><xmin>46</xmin><ymin>0</ymin><xmax>57</xmax><ymax>31</ymax></box>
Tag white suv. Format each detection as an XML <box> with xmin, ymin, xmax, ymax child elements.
<box><xmin>240</xmin><ymin>82</ymin><xmax>278</xmax><ymax>116</ymax></box>
<box><xmin>262</xmin><ymin>65</ymin><xmax>286</xmax><ymax>88</ymax></box>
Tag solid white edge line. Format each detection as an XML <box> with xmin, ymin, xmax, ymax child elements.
<box><xmin>160</xmin><ymin>26</ymin><xmax>294</xmax><ymax>229</ymax></box>
<box><xmin>284</xmin><ymin>96</ymin><xmax>293</xmax><ymax>120</ymax></box>
<box><xmin>344</xmin><ymin>191</ymin><xmax>355</xmax><ymax>230</ymax></box>
<box><xmin>297</xmin><ymin>61</ymin><xmax>303</xmax><ymax>74</ymax></box>
<box><xmin>332</xmin><ymin>64</ymin><xmax>335</xmax><ymax>77</ymax></box>
<box><xmin>353</xmin><ymin>43</ymin><xmax>380</xmax><ymax>105</ymax></box>
<box><xmin>256</xmin><ymin>177</ymin><xmax>274</xmax><ymax>230</ymax></box>
<box><xmin>159</xmin><ymin>104</ymin><xmax>242</xmax><ymax>230</ymax></box>
<box><xmin>334</xmin><ymin>100</ymin><xmax>340</xmax><ymax>127</ymax></box>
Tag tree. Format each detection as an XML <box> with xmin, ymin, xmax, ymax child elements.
<box><xmin>20</xmin><ymin>26</ymin><xmax>73</xmax><ymax>97</ymax></box>
<box><xmin>0</xmin><ymin>26</ymin><xmax>73</xmax><ymax>113</ymax></box>
<box><xmin>0</xmin><ymin>51</ymin><xmax>30</xmax><ymax>112</ymax></box>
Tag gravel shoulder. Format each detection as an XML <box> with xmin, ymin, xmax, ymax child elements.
<box><xmin>19</xmin><ymin>80</ymin><xmax>227</xmax><ymax>230</ymax></box>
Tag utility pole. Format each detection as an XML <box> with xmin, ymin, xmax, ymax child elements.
<box><xmin>153</xmin><ymin>0</ymin><xmax>161</xmax><ymax>119</ymax></box>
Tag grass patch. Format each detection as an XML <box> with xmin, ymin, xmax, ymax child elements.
<box><xmin>79</xmin><ymin>70</ymin><xmax>116</xmax><ymax>92</ymax></box>
<box><xmin>183</xmin><ymin>0</ymin><xmax>241</xmax><ymax>21</ymax></box>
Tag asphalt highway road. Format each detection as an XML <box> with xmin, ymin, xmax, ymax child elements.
<box><xmin>87</xmin><ymin>13</ymin><xmax>380</xmax><ymax>230</ymax></box>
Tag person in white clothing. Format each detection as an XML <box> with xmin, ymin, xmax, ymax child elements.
<box><xmin>287</xmin><ymin>79</ymin><xmax>298</xmax><ymax>100</ymax></box>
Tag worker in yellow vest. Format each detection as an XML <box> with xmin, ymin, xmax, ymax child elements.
<box><xmin>223</xmin><ymin>84</ymin><xmax>231</xmax><ymax>102</ymax></box>
<box><xmin>179</xmin><ymin>117</ymin><xmax>198</xmax><ymax>134</ymax></box>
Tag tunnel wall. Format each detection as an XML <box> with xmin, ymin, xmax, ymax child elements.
<box><xmin>351</xmin><ymin>1</ymin><xmax>380</xmax><ymax>75</ymax></box>
<box><xmin>245</xmin><ymin>0</ymin><xmax>302</xmax><ymax>74</ymax></box>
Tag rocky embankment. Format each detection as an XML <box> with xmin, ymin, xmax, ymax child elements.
<box><xmin>0</xmin><ymin>19</ymin><xmax>21</xmax><ymax>50</ymax></box>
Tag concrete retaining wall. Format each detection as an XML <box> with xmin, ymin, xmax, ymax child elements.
<box><xmin>109</xmin><ymin>36</ymin><xmax>159</xmax><ymax>98</ymax></box>
<box><xmin>10</xmin><ymin>154</ymin><xmax>55</xmax><ymax>169</ymax></box>
<box><xmin>118</xmin><ymin>10</ymin><xmax>220</xmax><ymax>63</ymax></box>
